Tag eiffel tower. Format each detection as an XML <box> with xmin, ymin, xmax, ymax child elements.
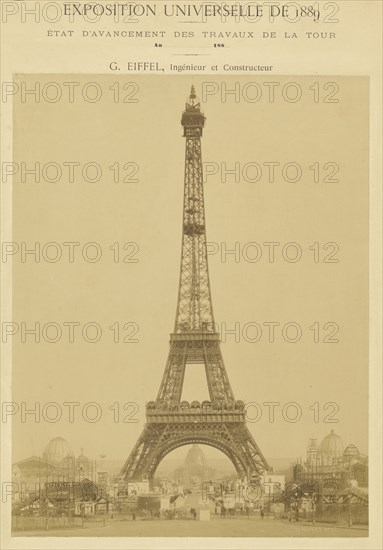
<box><xmin>120</xmin><ymin>87</ymin><xmax>270</xmax><ymax>482</ymax></box>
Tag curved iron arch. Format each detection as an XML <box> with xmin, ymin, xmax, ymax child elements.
<box><xmin>145</xmin><ymin>436</ymin><xmax>248</xmax><ymax>480</ymax></box>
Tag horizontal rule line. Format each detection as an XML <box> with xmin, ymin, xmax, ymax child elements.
<box><xmin>166</xmin><ymin>45</ymin><xmax>212</xmax><ymax>48</ymax></box>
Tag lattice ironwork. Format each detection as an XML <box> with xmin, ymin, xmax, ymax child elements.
<box><xmin>120</xmin><ymin>87</ymin><xmax>270</xmax><ymax>482</ymax></box>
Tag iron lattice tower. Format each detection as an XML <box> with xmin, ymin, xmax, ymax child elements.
<box><xmin>120</xmin><ymin>87</ymin><xmax>270</xmax><ymax>482</ymax></box>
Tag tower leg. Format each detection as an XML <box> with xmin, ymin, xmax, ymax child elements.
<box><xmin>121</xmin><ymin>422</ymin><xmax>269</xmax><ymax>482</ymax></box>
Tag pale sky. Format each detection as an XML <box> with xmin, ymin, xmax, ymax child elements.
<box><xmin>11</xmin><ymin>75</ymin><xmax>369</xmax><ymax>465</ymax></box>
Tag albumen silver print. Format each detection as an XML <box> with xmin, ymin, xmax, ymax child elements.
<box><xmin>1</xmin><ymin>2</ymin><xmax>382</xmax><ymax>549</ymax></box>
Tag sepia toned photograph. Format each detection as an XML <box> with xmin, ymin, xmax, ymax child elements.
<box><xmin>6</xmin><ymin>74</ymin><xmax>370</xmax><ymax>538</ymax></box>
<box><xmin>1</xmin><ymin>2</ymin><xmax>382</xmax><ymax>548</ymax></box>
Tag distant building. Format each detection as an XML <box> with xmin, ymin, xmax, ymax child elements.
<box><xmin>42</xmin><ymin>437</ymin><xmax>73</xmax><ymax>464</ymax></box>
<box><xmin>12</xmin><ymin>438</ymin><xmax>97</xmax><ymax>493</ymax></box>
<box><xmin>76</xmin><ymin>449</ymin><xmax>94</xmax><ymax>481</ymax></box>
<box><xmin>12</xmin><ymin>456</ymin><xmax>59</xmax><ymax>496</ymax></box>
<box><xmin>13</xmin><ymin>437</ymin><xmax>74</xmax><ymax>492</ymax></box>
<box><xmin>174</xmin><ymin>445</ymin><xmax>215</xmax><ymax>490</ymax></box>
<box><xmin>293</xmin><ymin>430</ymin><xmax>368</xmax><ymax>489</ymax></box>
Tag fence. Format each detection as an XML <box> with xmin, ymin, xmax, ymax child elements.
<box><xmin>12</xmin><ymin>516</ymin><xmax>83</xmax><ymax>532</ymax></box>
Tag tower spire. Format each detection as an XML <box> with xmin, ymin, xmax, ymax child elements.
<box><xmin>174</xmin><ymin>86</ymin><xmax>214</xmax><ymax>334</ymax></box>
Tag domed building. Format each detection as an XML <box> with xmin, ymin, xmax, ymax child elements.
<box><xmin>344</xmin><ymin>443</ymin><xmax>360</xmax><ymax>459</ymax></box>
<box><xmin>12</xmin><ymin>437</ymin><xmax>74</xmax><ymax>494</ymax></box>
<box><xmin>12</xmin><ymin>440</ymin><xmax>116</xmax><ymax>517</ymax></box>
<box><xmin>319</xmin><ymin>430</ymin><xmax>344</xmax><ymax>465</ymax></box>
<box><xmin>43</xmin><ymin>437</ymin><xmax>73</xmax><ymax>464</ymax></box>
<box><xmin>174</xmin><ymin>445</ymin><xmax>215</xmax><ymax>490</ymax></box>
<box><xmin>293</xmin><ymin>430</ymin><xmax>368</xmax><ymax>490</ymax></box>
<box><xmin>185</xmin><ymin>444</ymin><xmax>206</xmax><ymax>470</ymax></box>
